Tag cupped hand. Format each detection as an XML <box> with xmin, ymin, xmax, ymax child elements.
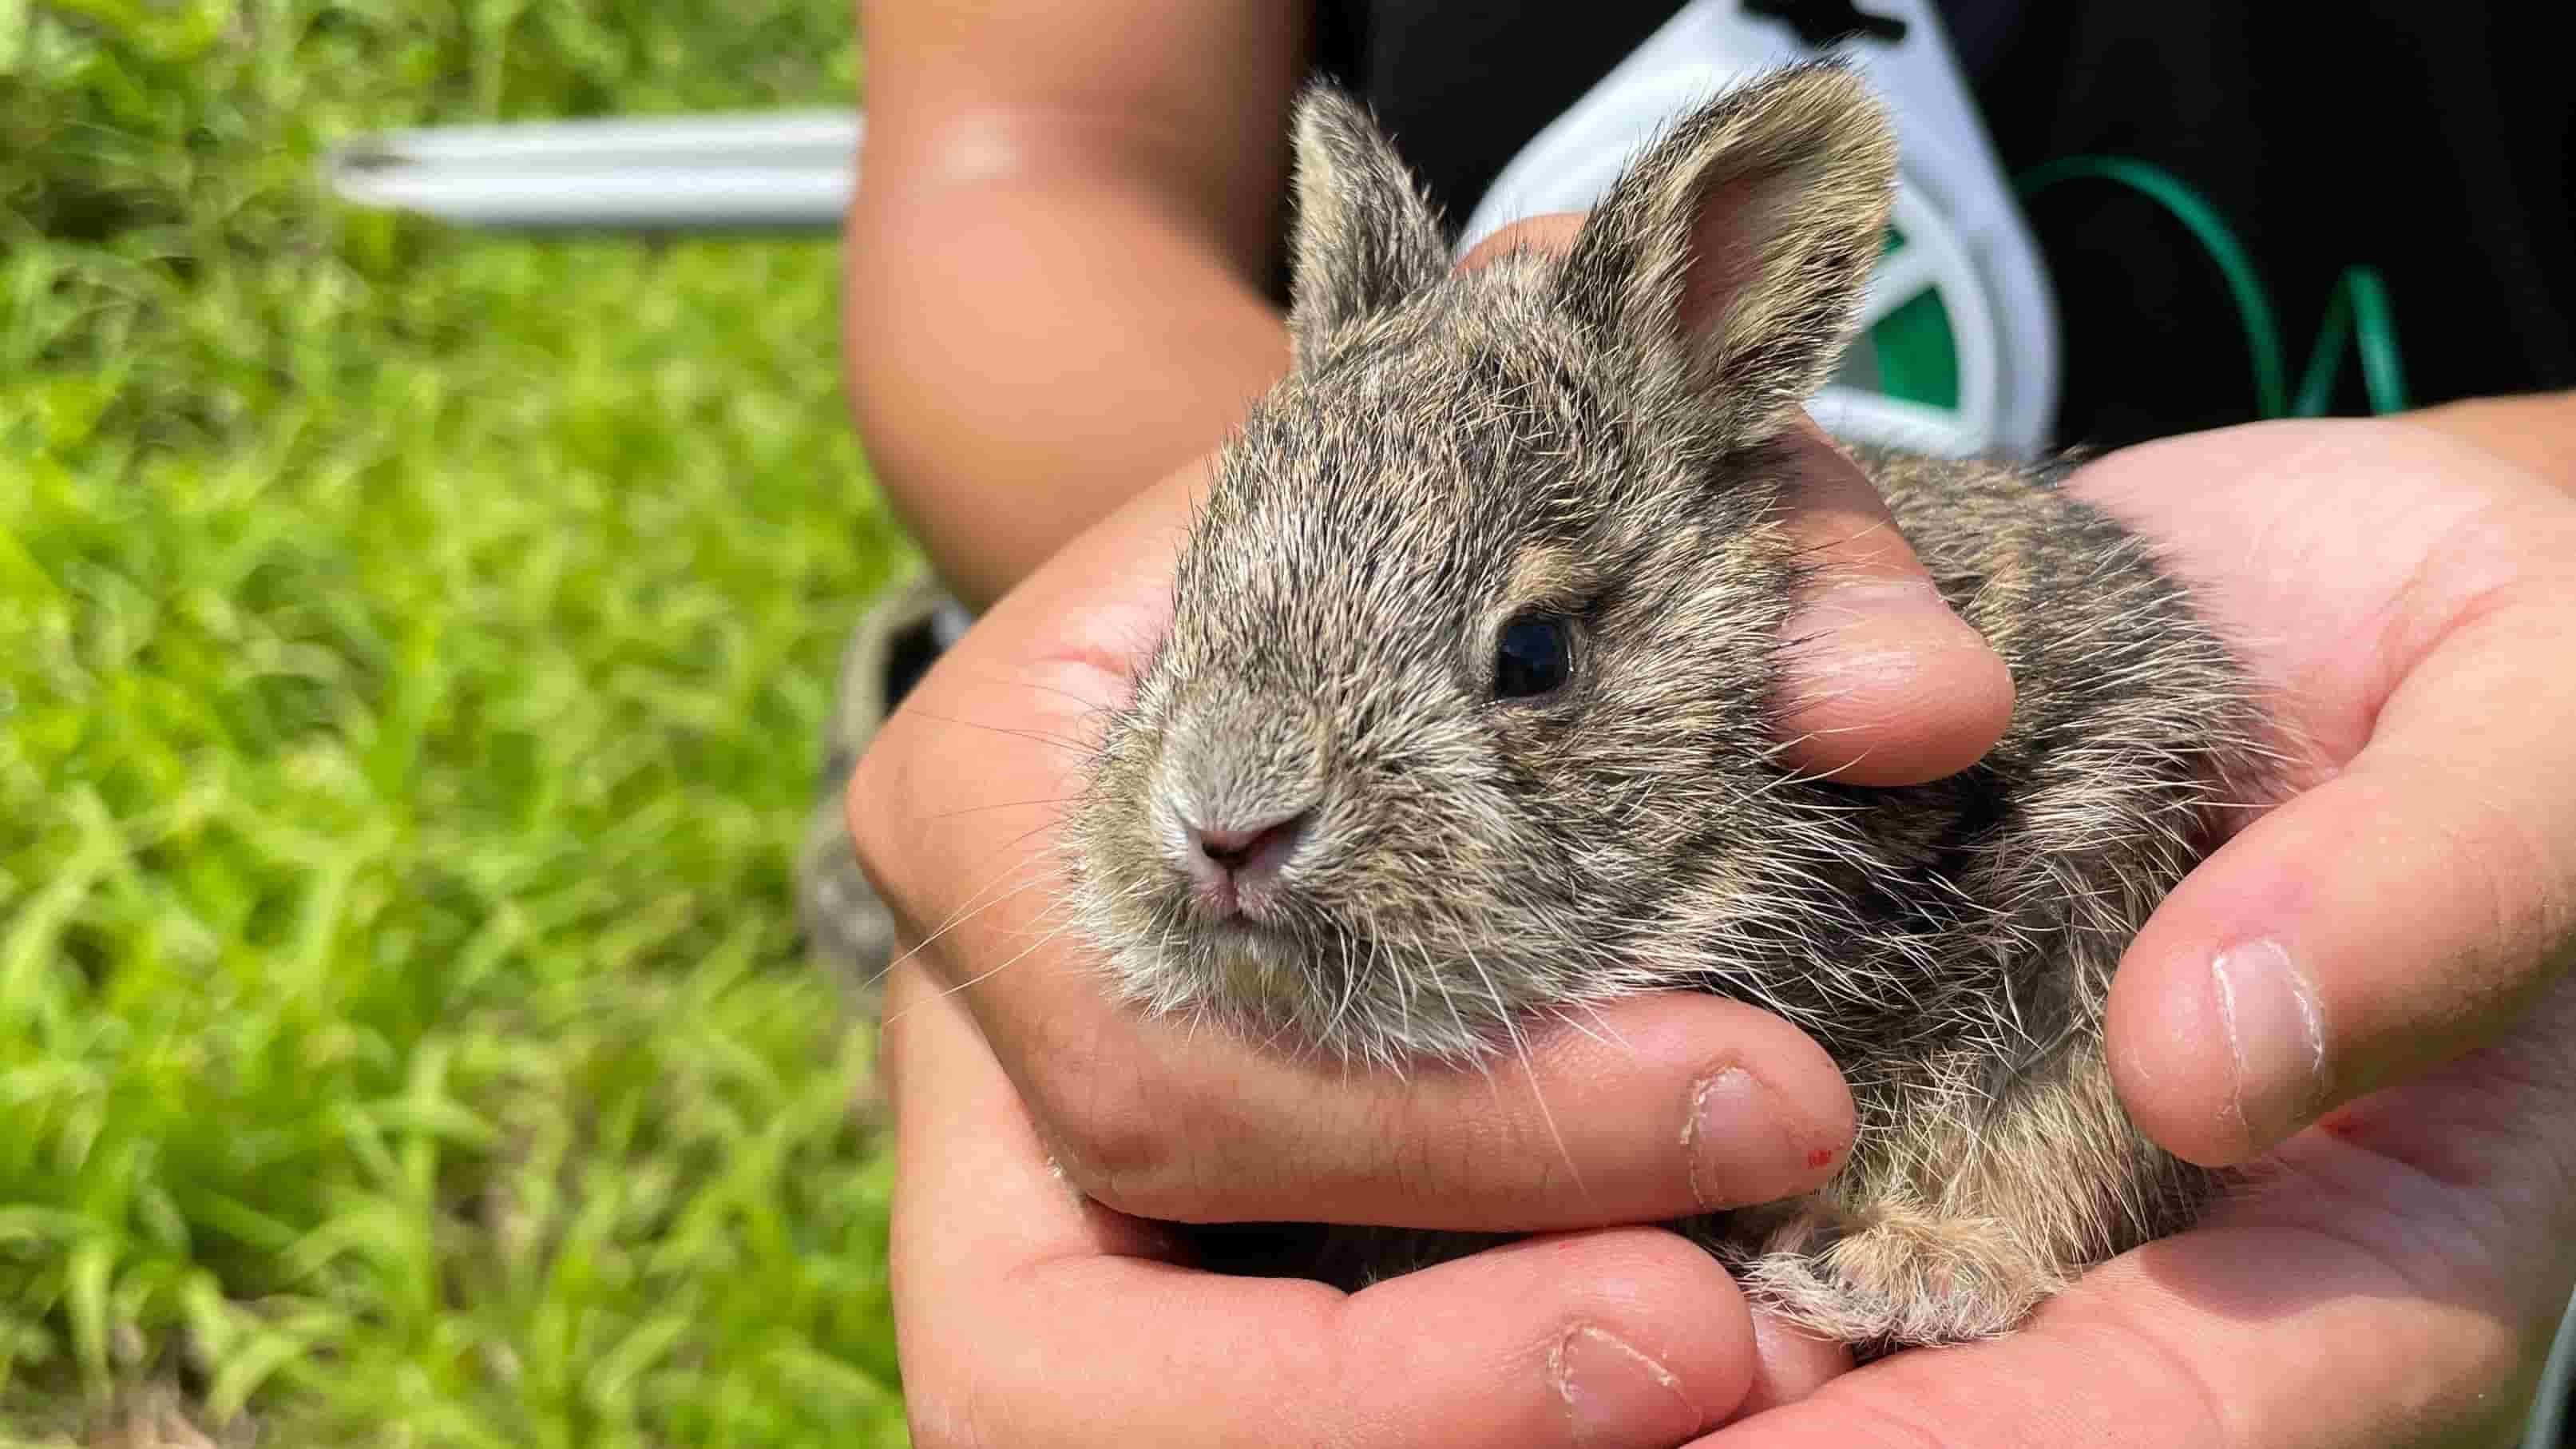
<box><xmin>846</xmin><ymin>210</ymin><xmax>2010</xmax><ymax>1251</ymax></box>
<box><xmin>858</xmin><ymin>406</ymin><xmax>2576</xmax><ymax>1445</ymax></box>
<box><xmin>850</xmin><ymin>442</ymin><xmax>1877</xmax><ymax>1242</ymax></box>
<box><xmin>2087</xmin><ymin>415</ymin><xmax>2576</xmax><ymax>1169</ymax></box>
<box><xmin>881</xmin><ymin>947</ymin><xmax>1853</xmax><ymax>1448</ymax></box>
<box><xmin>848</xmin><ymin>208</ymin><xmax>2017</xmax><ymax>1444</ymax></box>
<box><xmin>857</xmin><ymin>420</ymin><xmax>1943</xmax><ymax>1442</ymax></box>
<box><xmin>1700</xmin><ymin>979</ymin><xmax>2576</xmax><ymax>1447</ymax></box>
<box><xmin>1702</xmin><ymin>412</ymin><xmax>2576</xmax><ymax>1446</ymax></box>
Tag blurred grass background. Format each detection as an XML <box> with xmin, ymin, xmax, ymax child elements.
<box><xmin>2</xmin><ymin>1</ymin><xmax>910</xmax><ymax>1442</ymax></box>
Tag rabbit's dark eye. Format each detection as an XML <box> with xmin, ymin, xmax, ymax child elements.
<box><xmin>1493</xmin><ymin>613</ymin><xmax>1573</xmax><ymax>700</ymax></box>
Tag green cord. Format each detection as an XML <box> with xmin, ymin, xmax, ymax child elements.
<box><xmin>2015</xmin><ymin>156</ymin><xmax>2411</xmax><ymax>420</ymax></box>
<box><xmin>2293</xmin><ymin>265</ymin><xmax>2410</xmax><ymax>416</ymax></box>
<box><xmin>2017</xmin><ymin>156</ymin><xmax>2290</xmax><ymax>417</ymax></box>
<box><xmin>2296</xmin><ymin>272</ymin><xmax>2360</xmax><ymax>417</ymax></box>
<box><xmin>2342</xmin><ymin>264</ymin><xmax>2410</xmax><ymax>415</ymax></box>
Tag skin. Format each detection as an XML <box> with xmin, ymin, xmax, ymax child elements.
<box><xmin>843</xmin><ymin>1</ymin><xmax>2576</xmax><ymax>1439</ymax></box>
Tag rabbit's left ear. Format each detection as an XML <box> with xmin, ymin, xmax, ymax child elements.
<box><xmin>1286</xmin><ymin>85</ymin><xmax>1449</xmax><ymax>368</ymax></box>
<box><xmin>1556</xmin><ymin>62</ymin><xmax>1896</xmax><ymax>439</ymax></box>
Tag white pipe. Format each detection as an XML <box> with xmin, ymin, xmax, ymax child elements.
<box><xmin>325</xmin><ymin>110</ymin><xmax>861</xmax><ymax>231</ymax></box>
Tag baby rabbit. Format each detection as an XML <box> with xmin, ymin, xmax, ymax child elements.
<box><xmin>1064</xmin><ymin>62</ymin><xmax>2273</xmax><ymax>1352</ymax></box>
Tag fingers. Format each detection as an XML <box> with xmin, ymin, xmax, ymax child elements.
<box><xmin>2109</xmin><ymin>648</ymin><xmax>2576</xmax><ymax>1166</ymax></box>
<box><xmin>1766</xmin><ymin>421</ymin><xmax>2015</xmax><ymax>785</ymax></box>
<box><xmin>1460</xmin><ymin>215</ymin><xmax>2015</xmax><ymax>788</ymax></box>
<box><xmin>1040</xmin><ymin>983</ymin><xmax>1853</xmax><ymax>1232</ymax></box>
<box><xmin>2083</xmin><ymin>425</ymin><xmax>2576</xmax><ymax>1166</ymax></box>
<box><xmin>2107</xmin><ymin>759</ymin><xmax>2576</xmax><ymax>1171</ymax></box>
<box><xmin>1697</xmin><ymin>1237</ymin><xmax>2541</xmax><ymax>1449</ymax></box>
<box><xmin>884</xmin><ymin>956</ymin><xmax>1789</xmax><ymax>1449</ymax></box>
<box><xmin>900</xmin><ymin>772</ymin><xmax>1854</xmax><ymax>1228</ymax></box>
<box><xmin>1713</xmin><ymin>420</ymin><xmax>2576</xmax><ymax>1448</ymax></box>
<box><xmin>1698</xmin><ymin>985</ymin><xmax>2576</xmax><ymax>1449</ymax></box>
<box><xmin>853</xmin><ymin>478</ymin><xmax>1855</xmax><ymax>1233</ymax></box>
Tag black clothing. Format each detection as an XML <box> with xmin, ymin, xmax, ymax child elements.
<box><xmin>1314</xmin><ymin>2</ymin><xmax>2574</xmax><ymax>448</ymax></box>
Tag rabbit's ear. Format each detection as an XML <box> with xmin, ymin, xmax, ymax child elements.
<box><xmin>1555</xmin><ymin>62</ymin><xmax>1896</xmax><ymax>439</ymax></box>
<box><xmin>1287</xmin><ymin>85</ymin><xmax>1449</xmax><ymax>367</ymax></box>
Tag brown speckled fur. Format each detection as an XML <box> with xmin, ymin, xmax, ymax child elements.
<box><xmin>1064</xmin><ymin>64</ymin><xmax>2273</xmax><ymax>1354</ymax></box>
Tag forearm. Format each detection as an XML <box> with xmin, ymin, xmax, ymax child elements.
<box><xmin>843</xmin><ymin>0</ymin><xmax>1307</xmax><ymax>609</ymax></box>
<box><xmin>843</xmin><ymin>169</ymin><xmax>1288</xmax><ymax>609</ymax></box>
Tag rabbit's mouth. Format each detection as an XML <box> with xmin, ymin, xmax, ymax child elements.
<box><xmin>1171</xmin><ymin>915</ymin><xmax>1350</xmax><ymax>1029</ymax></box>
<box><xmin>1171</xmin><ymin>873</ymin><xmax>1353</xmax><ymax>969</ymax></box>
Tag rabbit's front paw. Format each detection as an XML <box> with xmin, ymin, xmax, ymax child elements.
<box><xmin>1734</xmin><ymin>1203</ymin><xmax>2065</xmax><ymax>1350</ymax></box>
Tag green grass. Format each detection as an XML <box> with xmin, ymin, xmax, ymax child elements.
<box><xmin>2</xmin><ymin>2</ymin><xmax>911</xmax><ymax>1441</ymax></box>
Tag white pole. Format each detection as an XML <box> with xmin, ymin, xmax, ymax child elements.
<box><xmin>324</xmin><ymin>110</ymin><xmax>861</xmax><ymax>232</ymax></box>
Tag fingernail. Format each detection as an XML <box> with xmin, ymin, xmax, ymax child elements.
<box><xmin>1556</xmin><ymin>1324</ymin><xmax>1702</xmax><ymax>1448</ymax></box>
<box><xmin>1688</xmin><ymin>1066</ymin><xmax>1833</xmax><ymax>1209</ymax></box>
<box><xmin>2209</xmin><ymin>939</ymin><xmax>2331</xmax><ymax>1150</ymax></box>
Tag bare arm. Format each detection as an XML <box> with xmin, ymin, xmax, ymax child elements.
<box><xmin>845</xmin><ymin>0</ymin><xmax>1308</xmax><ymax>609</ymax></box>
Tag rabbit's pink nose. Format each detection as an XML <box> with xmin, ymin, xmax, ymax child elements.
<box><xmin>1182</xmin><ymin>810</ymin><xmax>1309</xmax><ymax>912</ymax></box>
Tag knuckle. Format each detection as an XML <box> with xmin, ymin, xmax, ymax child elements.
<box><xmin>1020</xmin><ymin>1058</ymin><xmax>1203</xmax><ymax>1217</ymax></box>
<box><xmin>844</xmin><ymin>735</ymin><xmax>913</xmax><ymax>899</ymax></box>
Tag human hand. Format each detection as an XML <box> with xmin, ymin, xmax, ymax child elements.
<box><xmin>1698</xmin><ymin>413</ymin><xmax>2576</xmax><ymax>1445</ymax></box>
<box><xmin>852</xmin><ymin>452</ymin><xmax>1869</xmax><ymax>1448</ymax></box>
<box><xmin>848</xmin><ymin>331</ymin><xmax>2019</xmax><ymax>1444</ymax></box>
<box><xmin>846</xmin><ymin>209</ymin><xmax>2011</xmax><ymax>1253</ymax></box>
<box><xmin>2087</xmin><ymin>413</ymin><xmax>2576</xmax><ymax>1169</ymax></box>
<box><xmin>862</xmin><ymin>408</ymin><xmax>2576</xmax><ymax>1445</ymax></box>
<box><xmin>878</xmin><ymin>944</ymin><xmax>1853</xmax><ymax>1447</ymax></box>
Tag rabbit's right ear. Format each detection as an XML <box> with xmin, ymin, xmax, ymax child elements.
<box><xmin>1287</xmin><ymin>85</ymin><xmax>1448</xmax><ymax>368</ymax></box>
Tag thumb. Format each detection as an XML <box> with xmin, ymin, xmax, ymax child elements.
<box><xmin>2109</xmin><ymin>562</ymin><xmax>2576</xmax><ymax>1165</ymax></box>
<box><xmin>1460</xmin><ymin>215</ymin><xmax>2014</xmax><ymax>788</ymax></box>
<box><xmin>1767</xmin><ymin>422</ymin><xmax>2016</xmax><ymax>785</ymax></box>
